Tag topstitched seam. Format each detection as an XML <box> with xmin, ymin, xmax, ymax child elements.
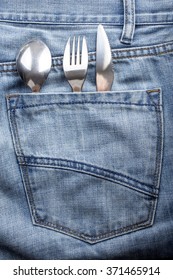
<box><xmin>1</xmin><ymin>43</ymin><xmax>173</xmax><ymax>73</ymax></box>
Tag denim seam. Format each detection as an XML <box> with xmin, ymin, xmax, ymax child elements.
<box><xmin>24</xmin><ymin>164</ymin><xmax>158</xmax><ymax>197</ymax></box>
<box><xmin>32</xmin><ymin>198</ymin><xmax>155</xmax><ymax>243</ymax></box>
<box><xmin>53</xmin><ymin>48</ymin><xmax>173</xmax><ymax>65</ymax></box>
<box><xmin>112</xmin><ymin>44</ymin><xmax>173</xmax><ymax>53</ymax></box>
<box><xmin>7</xmin><ymin>106</ymin><xmax>39</xmax><ymax>223</ymax></box>
<box><xmin>1</xmin><ymin>42</ymin><xmax>173</xmax><ymax>73</ymax></box>
<box><xmin>20</xmin><ymin>165</ymin><xmax>39</xmax><ymax>221</ymax></box>
<box><xmin>0</xmin><ymin>48</ymin><xmax>172</xmax><ymax>73</ymax></box>
<box><xmin>112</xmin><ymin>49</ymin><xmax>173</xmax><ymax>61</ymax></box>
<box><xmin>1</xmin><ymin>49</ymin><xmax>173</xmax><ymax>73</ymax></box>
<box><xmin>18</xmin><ymin>156</ymin><xmax>157</xmax><ymax>197</ymax></box>
<box><xmin>0</xmin><ymin>13</ymin><xmax>173</xmax><ymax>25</ymax></box>
<box><xmin>129</xmin><ymin>0</ymin><xmax>135</xmax><ymax>41</ymax></box>
<box><xmin>18</xmin><ymin>155</ymin><xmax>157</xmax><ymax>243</ymax></box>
<box><xmin>19</xmin><ymin>157</ymin><xmax>157</xmax><ymax>243</ymax></box>
<box><xmin>121</xmin><ymin>0</ymin><xmax>128</xmax><ymax>43</ymax></box>
<box><xmin>8</xmin><ymin>109</ymin><xmax>24</xmax><ymax>156</ymax></box>
<box><xmin>8</xmin><ymin>101</ymin><xmax>42</xmax><ymax>218</ymax></box>
<box><xmin>145</xmin><ymin>90</ymin><xmax>163</xmax><ymax>188</ymax></box>
<box><xmin>153</xmin><ymin>106</ymin><xmax>163</xmax><ymax>188</ymax></box>
<box><xmin>9</xmin><ymin>102</ymin><xmax>156</xmax><ymax>110</ymax></box>
<box><xmin>146</xmin><ymin>89</ymin><xmax>161</xmax><ymax>106</ymax></box>
<box><xmin>0</xmin><ymin>15</ymin><xmax>124</xmax><ymax>25</ymax></box>
<box><xmin>120</xmin><ymin>0</ymin><xmax>135</xmax><ymax>44</ymax></box>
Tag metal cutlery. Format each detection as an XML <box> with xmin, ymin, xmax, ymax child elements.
<box><xmin>96</xmin><ymin>24</ymin><xmax>114</xmax><ymax>91</ymax></box>
<box><xmin>16</xmin><ymin>40</ymin><xmax>52</xmax><ymax>92</ymax></box>
<box><xmin>63</xmin><ymin>36</ymin><xmax>88</xmax><ymax>92</ymax></box>
<box><xmin>16</xmin><ymin>25</ymin><xmax>113</xmax><ymax>93</ymax></box>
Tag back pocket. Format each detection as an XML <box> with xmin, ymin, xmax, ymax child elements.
<box><xmin>6</xmin><ymin>89</ymin><xmax>163</xmax><ymax>244</ymax></box>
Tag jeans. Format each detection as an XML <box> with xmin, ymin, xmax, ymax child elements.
<box><xmin>0</xmin><ymin>0</ymin><xmax>173</xmax><ymax>259</ymax></box>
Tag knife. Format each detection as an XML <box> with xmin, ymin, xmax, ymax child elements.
<box><xmin>96</xmin><ymin>24</ymin><xmax>114</xmax><ymax>91</ymax></box>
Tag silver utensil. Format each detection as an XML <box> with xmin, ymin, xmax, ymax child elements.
<box><xmin>16</xmin><ymin>40</ymin><xmax>52</xmax><ymax>92</ymax></box>
<box><xmin>96</xmin><ymin>24</ymin><xmax>114</xmax><ymax>91</ymax></box>
<box><xmin>63</xmin><ymin>36</ymin><xmax>88</xmax><ymax>92</ymax></box>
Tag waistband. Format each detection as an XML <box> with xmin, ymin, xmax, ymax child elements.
<box><xmin>0</xmin><ymin>0</ymin><xmax>173</xmax><ymax>25</ymax></box>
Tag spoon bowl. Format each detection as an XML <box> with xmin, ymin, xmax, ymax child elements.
<box><xmin>16</xmin><ymin>40</ymin><xmax>52</xmax><ymax>92</ymax></box>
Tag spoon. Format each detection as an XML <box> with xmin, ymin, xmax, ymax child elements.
<box><xmin>16</xmin><ymin>40</ymin><xmax>52</xmax><ymax>92</ymax></box>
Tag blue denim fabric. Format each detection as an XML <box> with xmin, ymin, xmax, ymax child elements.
<box><xmin>0</xmin><ymin>0</ymin><xmax>173</xmax><ymax>259</ymax></box>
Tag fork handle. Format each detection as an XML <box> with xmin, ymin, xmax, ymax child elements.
<box><xmin>70</xmin><ymin>79</ymin><xmax>83</xmax><ymax>92</ymax></box>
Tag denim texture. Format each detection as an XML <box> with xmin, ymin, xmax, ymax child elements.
<box><xmin>0</xmin><ymin>0</ymin><xmax>173</xmax><ymax>259</ymax></box>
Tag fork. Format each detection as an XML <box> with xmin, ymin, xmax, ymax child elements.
<box><xmin>63</xmin><ymin>36</ymin><xmax>88</xmax><ymax>92</ymax></box>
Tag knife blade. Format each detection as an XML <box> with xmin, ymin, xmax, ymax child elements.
<box><xmin>96</xmin><ymin>24</ymin><xmax>114</xmax><ymax>91</ymax></box>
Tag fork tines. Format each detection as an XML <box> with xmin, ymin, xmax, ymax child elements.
<box><xmin>63</xmin><ymin>36</ymin><xmax>88</xmax><ymax>92</ymax></box>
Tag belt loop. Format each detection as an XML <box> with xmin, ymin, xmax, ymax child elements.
<box><xmin>120</xmin><ymin>0</ymin><xmax>136</xmax><ymax>44</ymax></box>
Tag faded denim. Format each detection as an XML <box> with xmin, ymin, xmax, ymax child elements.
<box><xmin>0</xmin><ymin>0</ymin><xmax>173</xmax><ymax>259</ymax></box>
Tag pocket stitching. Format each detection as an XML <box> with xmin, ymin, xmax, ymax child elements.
<box><xmin>19</xmin><ymin>161</ymin><xmax>157</xmax><ymax>244</ymax></box>
<box><xmin>152</xmin><ymin>101</ymin><xmax>163</xmax><ymax>189</ymax></box>
<box><xmin>7</xmin><ymin>90</ymin><xmax>163</xmax><ymax>243</ymax></box>
<box><xmin>10</xmin><ymin>101</ymin><xmax>157</xmax><ymax>109</ymax></box>
<box><xmin>19</xmin><ymin>155</ymin><xmax>158</xmax><ymax>196</ymax></box>
<box><xmin>32</xmin><ymin>197</ymin><xmax>156</xmax><ymax>244</ymax></box>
